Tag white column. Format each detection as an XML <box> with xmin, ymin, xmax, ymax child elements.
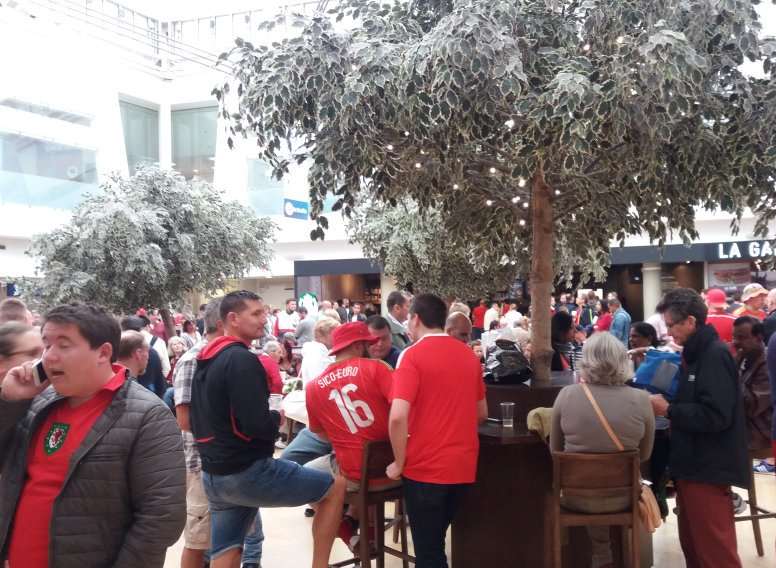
<box><xmin>158</xmin><ymin>102</ymin><xmax>172</xmax><ymax>170</ymax></box>
<box><xmin>642</xmin><ymin>262</ymin><xmax>662</xmax><ymax>317</ymax></box>
<box><xmin>380</xmin><ymin>273</ymin><xmax>397</xmax><ymax>314</ymax></box>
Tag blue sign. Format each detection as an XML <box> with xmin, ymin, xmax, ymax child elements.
<box><xmin>283</xmin><ymin>198</ymin><xmax>309</xmax><ymax>220</ymax></box>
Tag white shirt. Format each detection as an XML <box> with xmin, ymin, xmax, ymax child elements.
<box><xmin>277</xmin><ymin>310</ymin><xmax>300</xmax><ymax>331</ymax></box>
<box><xmin>646</xmin><ymin>312</ymin><xmax>669</xmax><ymax>342</ymax></box>
<box><xmin>299</xmin><ymin>341</ymin><xmax>334</xmax><ymax>385</ymax></box>
<box><xmin>141</xmin><ymin>329</ymin><xmax>171</xmax><ymax>377</ymax></box>
<box><xmin>284</xmin><ymin>341</ymin><xmax>335</xmax><ymax>425</ymax></box>
<box><xmin>484</xmin><ymin>307</ymin><xmax>500</xmax><ymax>332</ymax></box>
<box><xmin>502</xmin><ymin>309</ymin><xmax>524</xmax><ymax>328</ymax></box>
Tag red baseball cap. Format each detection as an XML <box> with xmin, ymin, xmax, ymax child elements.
<box><xmin>706</xmin><ymin>288</ymin><xmax>727</xmax><ymax>309</ymax></box>
<box><xmin>329</xmin><ymin>322</ymin><xmax>379</xmax><ymax>355</ymax></box>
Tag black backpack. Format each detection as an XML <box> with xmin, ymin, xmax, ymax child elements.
<box><xmin>484</xmin><ymin>340</ymin><xmax>532</xmax><ymax>384</ymax></box>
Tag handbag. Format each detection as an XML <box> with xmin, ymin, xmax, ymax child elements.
<box><xmin>580</xmin><ymin>383</ymin><xmax>663</xmax><ymax>533</ymax></box>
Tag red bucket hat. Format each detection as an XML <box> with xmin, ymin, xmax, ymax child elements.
<box><xmin>329</xmin><ymin>322</ymin><xmax>379</xmax><ymax>355</ymax></box>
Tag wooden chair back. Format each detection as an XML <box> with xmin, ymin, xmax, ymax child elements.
<box><xmin>358</xmin><ymin>440</ymin><xmax>395</xmax><ymax>483</ymax></box>
<box><xmin>552</xmin><ymin>451</ymin><xmax>640</xmax><ymax>503</ymax></box>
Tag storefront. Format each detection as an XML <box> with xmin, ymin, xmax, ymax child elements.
<box><xmin>610</xmin><ymin>238</ymin><xmax>776</xmax><ymax>320</ymax></box>
<box><xmin>294</xmin><ymin>258</ymin><xmax>387</xmax><ymax>313</ymax></box>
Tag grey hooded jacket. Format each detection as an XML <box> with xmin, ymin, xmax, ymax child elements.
<box><xmin>0</xmin><ymin>376</ymin><xmax>186</xmax><ymax>567</ymax></box>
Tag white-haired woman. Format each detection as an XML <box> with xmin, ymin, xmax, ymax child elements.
<box><xmin>550</xmin><ymin>332</ymin><xmax>655</xmax><ymax>568</ymax></box>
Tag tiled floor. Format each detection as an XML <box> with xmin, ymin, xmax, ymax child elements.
<box><xmin>164</xmin><ymin>473</ymin><xmax>776</xmax><ymax>567</ymax></box>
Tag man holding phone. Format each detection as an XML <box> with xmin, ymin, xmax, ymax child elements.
<box><xmin>0</xmin><ymin>303</ymin><xmax>185</xmax><ymax>568</ymax></box>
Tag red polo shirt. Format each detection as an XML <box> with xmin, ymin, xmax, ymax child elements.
<box><xmin>392</xmin><ymin>334</ymin><xmax>485</xmax><ymax>484</ymax></box>
<box><xmin>472</xmin><ymin>305</ymin><xmax>487</xmax><ymax>329</ymax></box>
<box><xmin>8</xmin><ymin>366</ymin><xmax>127</xmax><ymax>568</ymax></box>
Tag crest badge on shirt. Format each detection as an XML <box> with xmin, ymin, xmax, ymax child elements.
<box><xmin>44</xmin><ymin>422</ymin><xmax>70</xmax><ymax>455</ymax></box>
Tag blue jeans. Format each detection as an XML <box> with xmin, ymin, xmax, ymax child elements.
<box><xmin>403</xmin><ymin>478</ymin><xmax>471</xmax><ymax>568</ymax></box>
<box><xmin>242</xmin><ymin>510</ymin><xmax>263</xmax><ymax>564</ymax></box>
<box><xmin>203</xmin><ymin>456</ymin><xmax>334</xmax><ymax>559</ymax></box>
<box><xmin>280</xmin><ymin>427</ymin><xmax>332</xmax><ymax>465</ymax></box>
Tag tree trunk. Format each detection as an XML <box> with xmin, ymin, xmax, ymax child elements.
<box><xmin>529</xmin><ymin>163</ymin><xmax>554</xmax><ymax>385</ymax></box>
<box><xmin>160</xmin><ymin>307</ymin><xmax>176</xmax><ymax>339</ymax></box>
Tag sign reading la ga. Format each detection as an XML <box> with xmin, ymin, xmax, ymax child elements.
<box><xmin>716</xmin><ymin>240</ymin><xmax>775</xmax><ymax>260</ymax></box>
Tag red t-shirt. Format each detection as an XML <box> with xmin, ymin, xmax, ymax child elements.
<box><xmin>259</xmin><ymin>354</ymin><xmax>283</xmax><ymax>395</ymax></box>
<box><xmin>392</xmin><ymin>334</ymin><xmax>486</xmax><ymax>484</ymax></box>
<box><xmin>306</xmin><ymin>358</ymin><xmax>393</xmax><ymax>481</ymax></box>
<box><xmin>8</xmin><ymin>366</ymin><xmax>127</xmax><ymax>568</ymax></box>
<box><xmin>472</xmin><ymin>305</ymin><xmax>487</xmax><ymax>329</ymax></box>
<box><xmin>595</xmin><ymin>312</ymin><xmax>612</xmax><ymax>332</ymax></box>
<box><xmin>707</xmin><ymin>312</ymin><xmax>736</xmax><ymax>343</ymax></box>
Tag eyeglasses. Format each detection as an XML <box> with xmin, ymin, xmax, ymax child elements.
<box><xmin>665</xmin><ymin>317</ymin><xmax>688</xmax><ymax>329</ymax></box>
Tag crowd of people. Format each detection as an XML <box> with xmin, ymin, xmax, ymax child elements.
<box><xmin>0</xmin><ymin>279</ymin><xmax>774</xmax><ymax>568</ymax></box>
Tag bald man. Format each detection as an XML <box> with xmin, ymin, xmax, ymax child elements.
<box><xmin>445</xmin><ymin>311</ymin><xmax>473</xmax><ymax>343</ymax></box>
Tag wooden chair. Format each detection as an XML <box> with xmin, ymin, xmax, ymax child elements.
<box><xmin>329</xmin><ymin>440</ymin><xmax>415</xmax><ymax>568</ymax></box>
<box><xmin>551</xmin><ymin>451</ymin><xmax>641</xmax><ymax>568</ymax></box>
<box><xmin>735</xmin><ymin>447</ymin><xmax>776</xmax><ymax>556</ymax></box>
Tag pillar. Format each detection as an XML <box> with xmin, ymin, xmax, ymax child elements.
<box><xmin>642</xmin><ymin>262</ymin><xmax>662</xmax><ymax>318</ymax></box>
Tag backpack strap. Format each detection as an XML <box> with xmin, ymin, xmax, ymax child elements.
<box><xmin>150</xmin><ymin>335</ymin><xmax>158</xmax><ymax>348</ymax></box>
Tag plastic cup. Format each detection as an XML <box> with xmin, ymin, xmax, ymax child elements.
<box><xmin>269</xmin><ymin>394</ymin><xmax>283</xmax><ymax>412</ymax></box>
<box><xmin>501</xmin><ymin>402</ymin><xmax>515</xmax><ymax>428</ymax></box>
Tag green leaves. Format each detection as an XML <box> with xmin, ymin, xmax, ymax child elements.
<box><xmin>214</xmin><ymin>0</ymin><xmax>776</xmax><ymax>285</ymax></box>
<box><xmin>30</xmin><ymin>167</ymin><xmax>276</xmax><ymax>312</ymax></box>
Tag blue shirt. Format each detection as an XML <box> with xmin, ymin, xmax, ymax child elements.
<box><xmin>610</xmin><ymin>308</ymin><xmax>632</xmax><ymax>346</ymax></box>
<box><xmin>383</xmin><ymin>346</ymin><xmax>400</xmax><ymax>369</ymax></box>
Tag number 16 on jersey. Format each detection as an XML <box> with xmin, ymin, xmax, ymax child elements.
<box><xmin>329</xmin><ymin>384</ymin><xmax>375</xmax><ymax>434</ymax></box>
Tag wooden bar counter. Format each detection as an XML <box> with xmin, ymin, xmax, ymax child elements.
<box><xmin>451</xmin><ymin>373</ymin><xmax>653</xmax><ymax>568</ymax></box>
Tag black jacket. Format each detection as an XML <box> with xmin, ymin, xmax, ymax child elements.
<box><xmin>190</xmin><ymin>337</ymin><xmax>280</xmax><ymax>475</ymax></box>
<box><xmin>667</xmin><ymin>325</ymin><xmax>749</xmax><ymax>488</ymax></box>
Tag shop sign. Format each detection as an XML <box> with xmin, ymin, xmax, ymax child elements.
<box><xmin>283</xmin><ymin>198</ymin><xmax>309</xmax><ymax>220</ymax></box>
<box><xmin>713</xmin><ymin>240</ymin><xmax>776</xmax><ymax>261</ymax></box>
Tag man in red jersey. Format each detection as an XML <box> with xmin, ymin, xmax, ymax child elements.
<box><xmin>471</xmin><ymin>299</ymin><xmax>487</xmax><ymax>340</ymax></box>
<box><xmin>706</xmin><ymin>288</ymin><xmax>736</xmax><ymax>344</ymax></box>
<box><xmin>305</xmin><ymin>322</ymin><xmax>395</xmax><ymax>547</ymax></box>
<box><xmin>0</xmin><ymin>303</ymin><xmax>184</xmax><ymax>568</ymax></box>
<box><xmin>387</xmin><ymin>294</ymin><xmax>488</xmax><ymax>568</ymax></box>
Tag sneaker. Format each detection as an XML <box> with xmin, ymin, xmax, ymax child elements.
<box><xmin>753</xmin><ymin>460</ymin><xmax>776</xmax><ymax>474</ymax></box>
<box><xmin>338</xmin><ymin>516</ymin><xmax>359</xmax><ymax>550</ymax></box>
<box><xmin>731</xmin><ymin>492</ymin><xmax>748</xmax><ymax>515</ymax></box>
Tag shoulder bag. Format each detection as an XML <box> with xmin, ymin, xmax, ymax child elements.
<box><xmin>580</xmin><ymin>383</ymin><xmax>663</xmax><ymax>533</ymax></box>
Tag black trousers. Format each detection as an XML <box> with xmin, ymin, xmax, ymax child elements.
<box><xmin>403</xmin><ymin>478</ymin><xmax>471</xmax><ymax>568</ymax></box>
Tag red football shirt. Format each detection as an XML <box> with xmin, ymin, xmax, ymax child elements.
<box><xmin>259</xmin><ymin>354</ymin><xmax>283</xmax><ymax>395</ymax></box>
<box><xmin>306</xmin><ymin>358</ymin><xmax>393</xmax><ymax>481</ymax></box>
<box><xmin>392</xmin><ymin>334</ymin><xmax>486</xmax><ymax>484</ymax></box>
<box><xmin>8</xmin><ymin>366</ymin><xmax>127</xmax><ymax>568</ymax></box>
<box><xmin>707</xmin><ymin>312</ymin><xmax>736</xmax><ymax>343</ymax></box>
<box><xmin>472</xmin><ymin>305</ymin><xmax>487</xmax><ymax>329</ymax></box>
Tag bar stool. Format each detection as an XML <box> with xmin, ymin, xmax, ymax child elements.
<box><xmin>735</xmin><ymin>448</ymin><xmax>776</xmax><ymax>556</ymax></box>
<box><xmin>551</xmin><ymin>451</ymin><xmax>641</xmax><ymax>568</ymax></box>
<box><xmin>329</xmin><ymin>440</ymin><xmax>414</xmax><ymax>568</ymax></box>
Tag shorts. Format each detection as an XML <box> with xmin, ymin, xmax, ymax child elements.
<box><xmin>306</xmin><ymin>453</ymin><xmax>402</xmax><ymax>493</ymax></box>
<box><xmin>184</xmin><ymin>470</ymin><xmax>211</xmax><ymax>550</ymax></box>
<box><xmin>203</xmin><ymin>456</ymin><xmax>334</xmax><ymax>559</ymax></box>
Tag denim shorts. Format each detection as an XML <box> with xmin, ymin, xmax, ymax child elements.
<box><xmin>203</xmin><ymin>456</ymin><xmax>334</xmax><ymax>558</ymax></box>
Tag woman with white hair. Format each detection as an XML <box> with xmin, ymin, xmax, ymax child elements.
<box><xmin>550</xmin><ymin>332</ymin><xmax>655</xmax><ymax>568</ymax></box>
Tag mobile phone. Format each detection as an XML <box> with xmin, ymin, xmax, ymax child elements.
<box><xmin>32</xmin><ymin>360</ymin><xmax>48</xmax><ymax>387</ymax></box>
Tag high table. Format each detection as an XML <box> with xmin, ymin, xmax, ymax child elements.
<box><xmin>450</xmin><ymin>372</ymin><xmax>653</xmax><ymax>568</ymax></box>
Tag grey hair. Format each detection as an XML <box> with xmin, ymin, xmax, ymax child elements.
<box><xmin>579</xmin><ymin>332</ymin><xmax>631</xmax><ymax>386</ymax></box>
<box><xmin>263</xmin><ymin>340</ymin><xmax>282</xmax><ymax>355</ymax></box>
<box><xmin>204</xmin><ymin>297</ymin><xmax>223</xmax><ymax>334</ymax></box>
